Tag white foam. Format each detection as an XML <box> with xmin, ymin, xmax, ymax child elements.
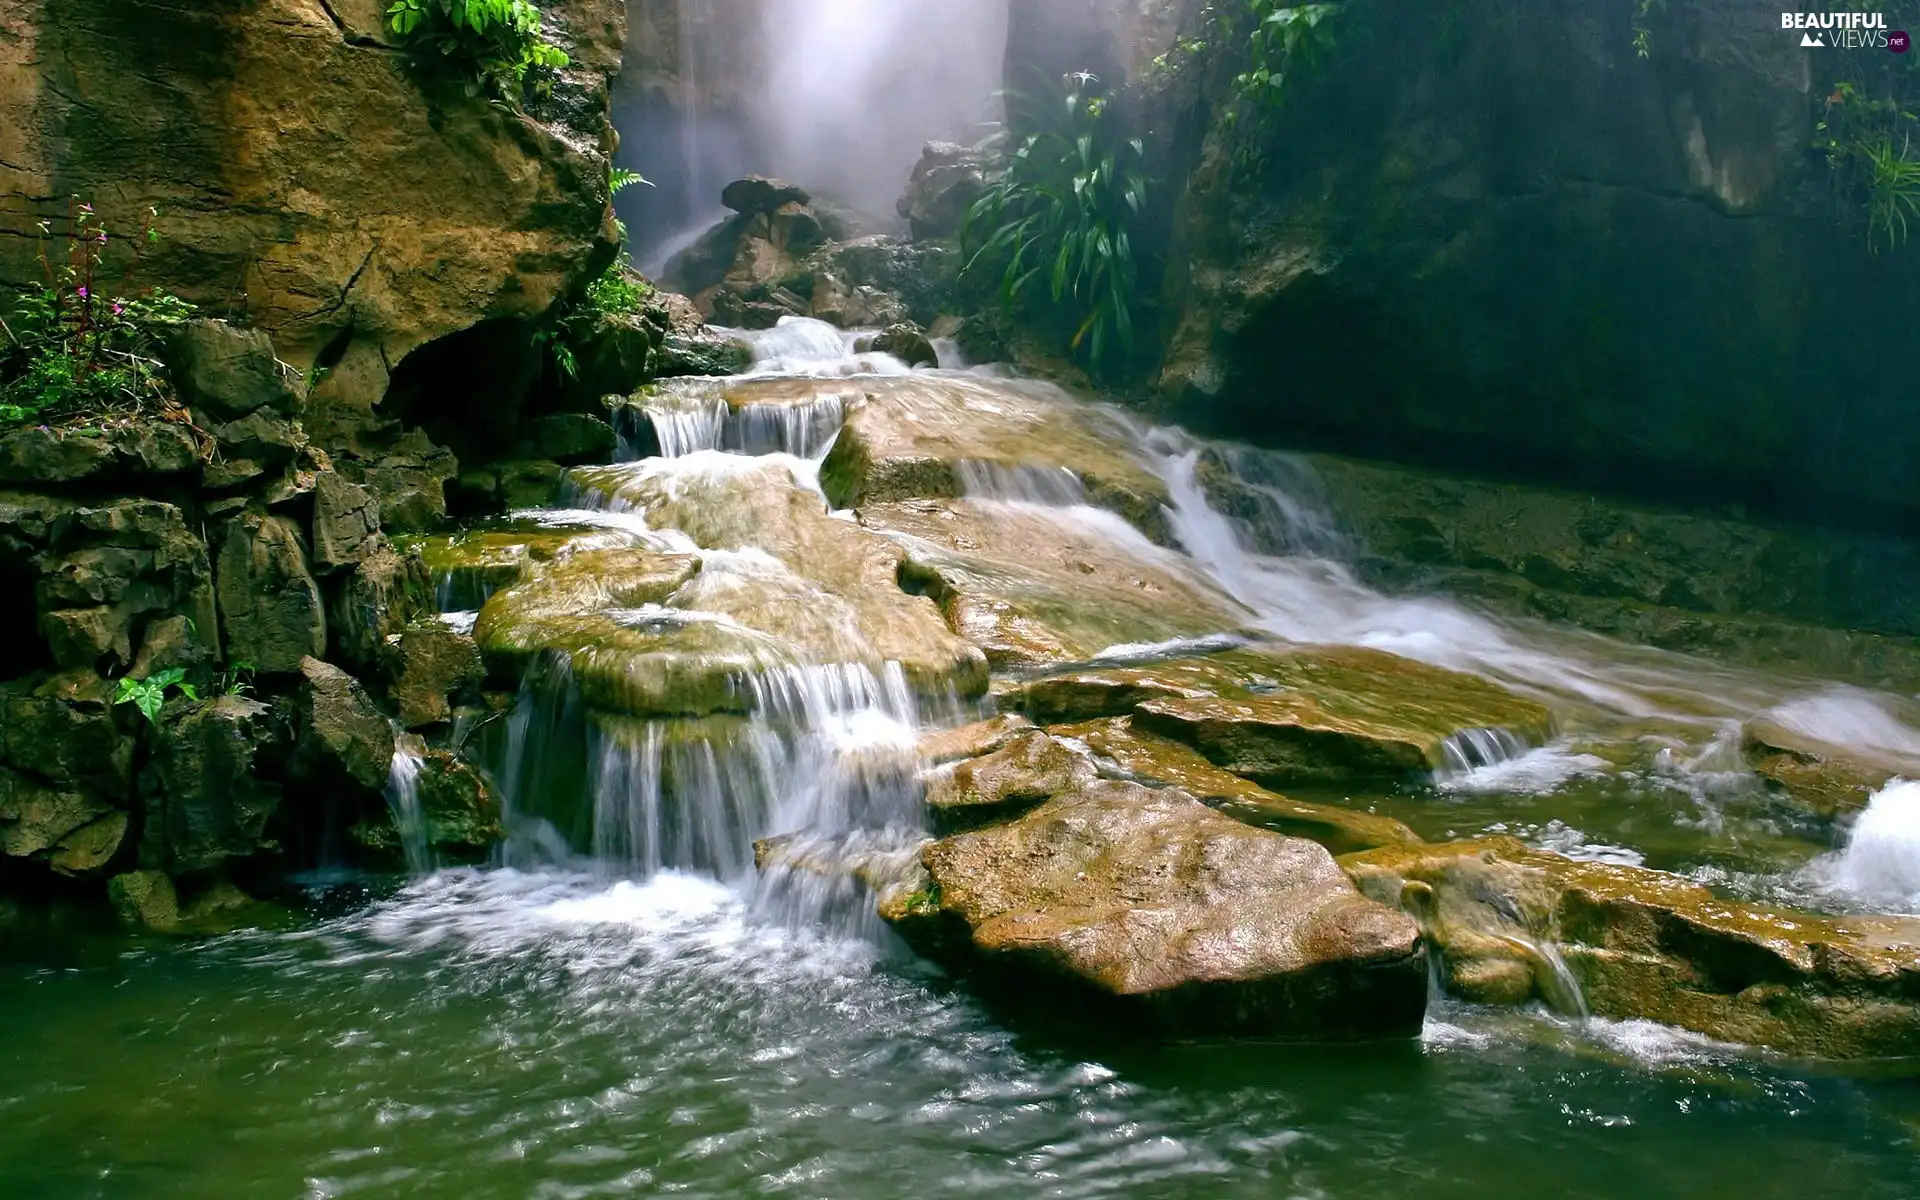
<box><xmin>1832</xmin><ymin>779</ymin><xmax>1920</xmax><ymax>908</ymax></box>
<box><xmin>1438</xmin><ymin>745</ymin><xmax>1609</xmax><ymax>795</ymax></box>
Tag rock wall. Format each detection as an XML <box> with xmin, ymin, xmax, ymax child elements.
<box><xmin>0</xmin><ymin>0</ymin><xmax>625</xmax><ymax>432</ymax></box>
<box><xmin>1006</xmin><ymin>0</ymin><xmax>1920</xmax><ymax>537</ymax></box>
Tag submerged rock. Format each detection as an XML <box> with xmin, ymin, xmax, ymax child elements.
<box><xmin>884</xmin><ymin>778</ymin><xmax>1428</xmax><ymax>1039</ymax></box>
<box><xmin>108</xmin><ymin>869</ymin><xmax>180</xmax><ymax>932</ymax></box>
<box><xmin>864</xmin><ymin>323</ymin><xmax>939</xmax><ymax>368</ymax></box>
<box><xmin>1344</xmin><ymin>838</ymin><xmax>1920</xmax><ymax>1057</ymax></box>
<box><xmin>1013</xmin><ymin>646</ymin><xmax>1552</xmax><ymax>788</ymax></box>
<box><xmin>1056</xmin><ymin>716</ymin><xmax>1422</xmax><ymax>856</ymax></box>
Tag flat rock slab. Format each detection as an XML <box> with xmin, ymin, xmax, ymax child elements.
<box><xmin>820</xmin><ymin>374</ymin><xmax>1171</xmax><ymax>540</ymax></box>
<box><xmin>1054</xmin><ymin>716</ymin><xmax>1422</xmax><ymax>856</ymax></box>
<box><xmin>884</xmin><ymin>778</ymin><xmax>1428</xmax><ymax>1040</ymax></box>
<box><xmin>922</xmin><ymin>728</ymin><xmax>1097</xmax><ymax>832</ymax></box>
<box><xmin>1742</xmin><ymin>714</ymin><xmax>1920</xmax><ymax>819</ymax></box>
<box><xmin>1344</xmin><ymin>837</ymin><xmax>1920</xmax><ymax>1058</ymax></box>
<box><xmin>861</xmin><ymin>498</ymin><xmax>1245</xmax><ymax>667</ymax></box>
<box><xmin>1014</xmin><ymin>646</ymin><xmax>1553</xmax><ymax>787</ymax></box>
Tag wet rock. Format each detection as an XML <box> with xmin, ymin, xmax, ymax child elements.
<box><xmin>898</xmin><ymin>140</ymin><xmax>995</xmax><ymax>240</ymax></box>
<box><xmin>215</xmin><ymin>513</ymin><xmax>326</xmax><ymax>673</ymax></box>
<box><xmin>143</xmin><ymin>696</ymin><xmax>287</xmax><ymax>874</ymax></box>
<box><xmin>865</xmin><ymin>323</ymin><xmax>938</xmax><ymax>368</ymax></box>
<box><xmin>328</xmin><ymin>537</ymin><xmax>433</xmax><ymax>668</ymax></box>
<box><xmin>917</xmin><ymin>714</ymin><xmax>1035</xmax><ymax>764</ymax></box>
<box><xmin>108</xmin><ymin>869</ymin><xmax>179</xmax><ymax>931</ymax></box>
<box><xmin>294</xmin><ymin>657</ymin><xmax>394</xmax><ymax>794</ymax></box>
<box><xmin>167</xmin><ymin>320</ymin><xmax>301</xmax><ymax>419</ymax></box>
<box><xmin>560</xmin><ymin>309</ymin><xmax>659</xmax><ymax>403</ymax></box>
<box><xmin>521</xmin><ymin>414</ymin><xmax>617</xmax><ymax>465</ymax></box>
<box><xmin>0</xmin><ymin>422</ymin><xmax>200</xmax><ymax>487</ymax></box>
<box><xmin>861</xmin><ymin>498</ymin><xmax>1237</xmax><ymax>667</ymax></box>
<box><xmin>1742</xmin><ymin>717</ymin><xmax>1917</xmax><ymax>819</ymax></box>
<box><xmin>391</xmin><ymin>622</ymin><xmax>485</xmax><ymax>729</ymax></box>
<box><xmin>338</xmin><ymin>432</ymin><xmax>459</xmax><ymax>534</ymax></box>
<box><xmin>1345</xmin><ymin>838</ymin><xmax>1920</xmax><ymax>1058</ymax></box>
<box><xmin>1058</xmin><ymin>716</ymin><xmax>1423</xmax><ymax>856</ymax></box>
<box><xmin>884</xmin><ymin>779</ymin><xmax>1428</xmax><ymax>1039</ymax></box>
<box><xmin>807</xmin><ymin>236</ymin><xmax>959</xmax><ymax>328</ymax></box>
<box><xmin>808</xmin><ymin>271</ymin><xmax>909</xmax><ymax>328</ymax></box>
<box><xmin>1014</xmin><ymin>646</ymin><xmax>1552</xmax><ymax>788</ymax></box>
<box><xmin>352</xmin><ymin>747</ymin><xmax>503</xmax><ymax>864</ymax></box>
<box><xmin>819</xmin><ymin>374</ymin><xmax>1170</xmax><ymax>540</ymax></box>
<box><xmin>311</xmin><ymin>473</ymin><xmax>382</xmax><ymax>574</ymax></box>
<box><xmin>924</xmin><ymin>730</ymin><xmax>1097</xmax><ymax>831</ymax></box>
<box><xmin>721</xmin><ymin>175</ymin><xmax>812</xmax><ymax>216</ymax></box>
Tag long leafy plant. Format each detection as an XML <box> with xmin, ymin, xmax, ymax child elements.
<box><xmin>960</xmin><ymin>80</ymin><xmax>1150</xmax><ymax>376</ymax></box>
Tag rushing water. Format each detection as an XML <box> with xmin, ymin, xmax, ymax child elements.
<box><xmin>8</xmin><ymin>316</ymin><xmax>1920</xmax><ymax>1196</ymax></box>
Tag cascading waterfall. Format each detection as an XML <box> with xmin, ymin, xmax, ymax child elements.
<box><xmin>384</xmin><ymin>733</ymin><xmax>431</xmax><ymax>877</ymax></box>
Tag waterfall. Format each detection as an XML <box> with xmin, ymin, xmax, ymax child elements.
<box><xmin>385</xmin><ymin>733</ymin><xmax>431</xmax><ymax>877</ymax></box>
<box><xmin>956</xmin><ymin>461</ymin><xmax>1088</xmax><ymax>506</ymax></box>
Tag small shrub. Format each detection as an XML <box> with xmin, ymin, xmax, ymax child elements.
<box><xmin>114</xmin><ymin>667</ymin><xmax>198</xmax><ymax>728</ymax></box>
<box><xmin>0</xmin><ymin>199</ymin><xmax>195</xmax><ymax>429</ymax></box>
<box><xmin>385</xmin><ymin>0</ymin><xmax>570</xmax><ymax>102</ymax></box>
<box><xmin>538</xmin><ymin>167</ymin><xmax>655</xmax><ymax>380</ymax></box>
<box><xmin>960</xmin><ymin>79</ymin><xmax>1150</xmax><ymax>376</ymax></box>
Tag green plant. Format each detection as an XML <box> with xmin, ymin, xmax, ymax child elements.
<box><xmin>960</xmin><ymin>80</ymin><xmax>1150</xmax><ymax>375</ymax></box>
<box><xmin>1861</xmin><ymin>134</ymin><xmax>1920</xmax><ymax>252</ymax></box>
<box><xmin>113</xmin><ymin>667</ymin><xmax>198</xmax><ymax>728</ymax></box>
<box><xmin>217</xmin><ymin>660</ymin><xmax>257</xmax><ymax>698</ymax></box>
<box><xmin>0</xmin><ymin>200</ymin><xmax>195</xmax><ymax>429</ymax></box>
<box><xmin>536</xmin><ymin>167</ymin><xmax>655</xmax><ymax>380</ymax></box>
<box><xmin>385</xmin><ymin>0</ymin><xmax>570</xmax><ymax>101</ymax></box>
<box><xmin>1201</xmin><ymin>0</ymin><xmax>1341</xmax><ymax>171</ymax></box>
<box><xmin>1631</xmin><ymin>0</ymin><xmax>1666</xmax><ymax>58</ymax></box>
<box><xmin>1815</xmin><ymin>55</ymin><xmax>1920</xmax><ymax>251</ymax></box>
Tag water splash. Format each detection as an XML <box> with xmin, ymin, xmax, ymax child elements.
<box><xmin>385</xmin><ymin>733</ymin><xmax>431</xmax><ymax>877</ymax></box>
<box><xmin>1833</xmin><ymin>780</ymin><xmax>1920</xmax><ymax>909</ymax></box>
<box><xmin>956</xmin><ymin>460</ymin><xmax>1087</xmax><ymax>506</ymax></box>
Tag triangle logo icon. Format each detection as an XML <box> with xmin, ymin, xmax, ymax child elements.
<box><xmin>1801</xmin><ymin>31</ymin><xmax>1825</xmax><ymax>46</ymax></box>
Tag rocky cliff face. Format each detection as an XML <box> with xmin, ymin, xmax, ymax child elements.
<box><xmin>0</xmin><ymin>0</ymin><xmax>625</xmax><ymax>432</ymax></box>
<box><xmin>1006</xmin><ymin>0</ymin><xmax>1920</xmax><ymax>536</ymax></box>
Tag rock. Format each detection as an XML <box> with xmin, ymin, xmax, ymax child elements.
<box><xmin>294</xmin><ymin>657</ymin><xmax>394</xmax><ymax>793</ymax></box>
<box><xmin>897</xmin><ymin>140</ymin><xmax>995</xmax><ymax>240</ymax></box>
<box><xmin>128</xmin><ymin>614</ymin><xmax>213</xmax><ymax>680</ymax></box>
<box><xmin>767</xmin><ymin>201</ymin><xmax>828</xmax><ymax>256</ymax></box>
<box><xmin>860</xmin><ymin>498</ymin><xmax>1239</xmax><ymax>667</ymax></box>
<box><xmin>1742</xmin><ymin>716</ymin><xmax>1919</xmax><ymax>819</ymax></box>
<box><xmin>1057</xmin><ymin>716</ymin><xmax>1423</xmax><ymax>856</ymax></box>
<box><xmin>328</xmin><ymin>537</ymin><xmax>433</xmax><ymax>668</ymax></box>
<box><xmin>866</xmin><ymin>323</ymin><xmax>938</xmax><ymax>367</ymax></box>
<box><xmin>391</xmin><ymin>622</ymin><xmax>485</xmax><ymax>728</ymax></box>
<box><xmin>924</xmin><ymin>730</ymin><xmax>1097</xmax><ymax>831</ymax></box>
<box><xmin>35</xmin><ymin>498</ymin><xmax>216</xmax><ymax>673</ymax></box>
<box><xmin>522</xmin><ymin>414</ymin><xmax>617</xmax><ymax>465</ymax></box>
<box><xmin>1344</xmin><ymin>838</ymin><xmax>1920</xmax><ymax>1058</ymax></box>
<box><xmin>558</xmin><ymin>310</ymin><xmax>658</xmax><ymax>406</ymax></box>
<box><xmin>215</xmin><ymin>514</ymin><xmax>326</xmax><ymax>673</ymax></box>
<box><xmin>806</xmin><ymin>236</ymin><xmax>959</xmax><ymax>327</ymax></box>
<box><xmin>204</xmin><ymin>408</ymin><xmax>305</xmax><ymax>467</ymax></box>
<box><xmin>311</xmin><ymin>473</ymin><xmax>383</xmax><ymax>573</ymax></box>
<box><xmin>108</xmin><ymin>870</ymin><xmax>179</xmax><ymax>931</ymax></box>
<box><xmin>142</xmin><ymin>695</ymin><xmax>287</xmax><ymax>874</ymax></box>
<box><xmin>884</xmin><ymin>778</ymin><xmax>1428</xmax><ymax>1039</ymax></box>
<box><xmin>819</xmin><ymin>374</ymin><xmax>1170</xmax><ymax>540</ymax></box>
<box><xmin>351</xmin><ymin>746</ymin><xmax>501</xmax><ymax>864</ymax></box>
<box><xmin>721</xmin><ymin>175</ymin><xmax>812</xmax><ymax>215</ymax></box>
<box><xmin>167</xmin><ymin>320</ymin><xmax>301</xmax><ymax>419</ymax></box>
<box><xmin>808</xmin><ymin>272</ymin><xmax>909</xmax><ymax>328</ymax></box>
<box><xmin>917</xmin><ymin>713</ymin><xmax>1035</xmax><ymax>764</ymax></box>
<box><xmin>339</xmin><ymin>434</ymin><xmax>458</xmax><ymax>534</ymax></box>
<box><xmin>0</xmin><ymin>0</ymin><xmax>624</xmax><ymax>433</ymax></box>
<box><xmin>1013</xmin><ymin>646</ymin><xmax>1553</xmax><ymax>787</ymax></box>
<box><xmin>0</xmin><ymin>766</ymin><xmax>126</xmax><ymax>875</ymax></box>
<box><xmin>0</xmin><ymin>672</ymin><xmax>136</xmax><ymax>803</ymax></box>
<box><xmin>0</xmin><ymin>422</ymin><xmax>201</xmax><ymax>488</ymax></box>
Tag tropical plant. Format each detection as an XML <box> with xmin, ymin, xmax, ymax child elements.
<box><xmin>385</xmin><ymin>0</ymin><xmax>570</xmax><ymax>101</ymax></box>
<box><xmin>960</xmin><ymin>80</ymin><xmax>1150</xmax><ymax>375</ymax></box>
<box><xmin>1815</xmin><ymin>59</ymin><xmax>1920</xmax><ymax>252</ymax></box>
<box><xmin>113</xmin><ymin>667</ymin><xmax>198</xmax><ymax>728</ymax></box>
<box><xmin>1861</xmin><ymin>135</ymin><xmax>1920</xmax><ymax>252</ymax></box>
<box><xmin>0</xmin><ymin>199</ymin><xmax>195</xmax><ymax>429</ymax></box>
<box><xmin>537</xmin><ymin>167</ymin><xmax>655</xmax><ymax>380</ymax></box>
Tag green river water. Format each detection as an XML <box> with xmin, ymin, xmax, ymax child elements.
<box><xmin>4</xmin><ymin>867</ymin><xmax>1918</xmax><ymax>1199</ymax></box>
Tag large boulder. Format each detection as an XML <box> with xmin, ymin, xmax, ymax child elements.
<box><xmin>142</xmin><ymin>695</ymin><xmax>288</xmax><ymax>874</ymax></box>
<box><xmin>390</xmin><ymin>622</ymin><xmax>485</xmax><ymax>729</ymax></box>
<box><xmin>0</xmin><ymin>766</ymin><xmax>126</xmax><ymax>877</ymax></box>
<box><xmin>294</xmin><ymin>657</ymin><xmax>394</xmax><ymax>794</ymax></box>
<box><xmin>215</xmin><ymin>514</ymin><xmax>327</xmax><ymax>673</ymax></box>
<box><xmin>311</xmin><ymin>473</ymin><xmax>383</xmax><ymax>574</ymax></box>
<box><xmin>721</xmin><ymin>175</ymin><xmax>812</xmax><ymax>216</ymax></box>
<box><xmin>1345</xmin><ymin>837</ymin><xmax>1920</xmax><ymax>1058</ymax></box>
<box><xmin>168</xmin><ymin>320</ymin><xmax>302</xmax><ymax>420</ymax></box>
<box><xmin>35</xmin><ymin>498</ymin><xmax>217</xmax><ymax>674</ymax></box>
<box><xmin>897</xmin><ymin>140</ymin><xmax>995</xmax><ymax>240</ymax></box>
<box><xmin>884</xmin><ymin>778</ymin><xmax>1428</xmax><ymax>1039</ymax></box>
<box><xmin>0</xmin><ymin>0</ymin><xmax>625</xmax><ymax>430</ymax></box>
<box><xmin>327</xmin><ymin>536</ymin><xmax>433</xmax><ymax>668</ymax></box>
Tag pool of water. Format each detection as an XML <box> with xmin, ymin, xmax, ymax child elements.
<box><xmin>5</xmin><ymin>869</ymin><xmax>1918</xmax><ymax>1200</ymax></box>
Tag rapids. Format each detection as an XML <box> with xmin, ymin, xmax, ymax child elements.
<box><xmin>8</xmin><ymin>315</ymin><xmax>1920</xmax><ymax>1196</ymax></box>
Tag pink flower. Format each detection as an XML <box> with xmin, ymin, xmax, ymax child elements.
<box><xmin>75</xmin><ymin>287</ymin><xmax>87</xmax><ymax>299</ymax></box>
<box><xmin>112</xmin><ymin>303</ymin><xmax>124</xmax><ymax>316</ymax></box>
<box><xmin>98</xmin><ymin>231</ymin><xmax>108</xmax><ymax>244</ymax></box>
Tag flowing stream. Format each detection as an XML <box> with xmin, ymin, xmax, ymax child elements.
<box><xmin>6</xmin><ymin>320</ymin><xmax>1920</xmax><ymax>1197</ymax></box>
